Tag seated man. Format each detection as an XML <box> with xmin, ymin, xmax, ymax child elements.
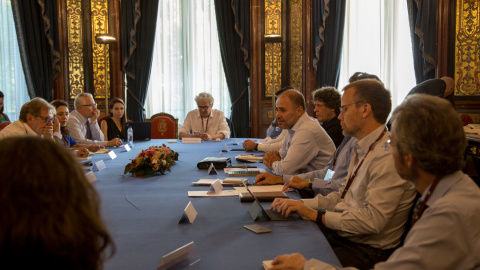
<box><xmin>312</xmin><ymin>87</ymin><xmax>344</xmax><ymax>147</ymax></box>
<box><xmin>270</xmin><ymin>80</ymin><xmax>416</xmax><ymax>269</ymax></box>
<box><xmin>263</xmin><ymin>89</ymin><xmax>335</xmax><ymax>175</ymax></box>
<box><xmin>67</xmin><ymin>93</ymin><xmax>122</xmax><ymax>147</ymax></box>
<box><xmin>0</xmin><ymin>98</ymin><xmax>57</xmax><ymax>141</ymax></box>
<box><xmin>179</xmin><ymin>92</ymin><xmax>230</xmax><ymax>141</ymax></box>
<box><xmin>256</xmin><ymin>136</ymin><xmax>356</xmax><ymax>197</ymax></box>
<box><xmin>268</xmin><ymin>94</ymin><xmax>480</xmax><ymax>270</ymax></box>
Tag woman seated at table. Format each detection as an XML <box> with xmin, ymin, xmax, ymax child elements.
<box><xmin>51</xmin><ymin>100</ymin><xmax>103</xmax><ymax>154</ymax></box>
<box><xmin>0</xmin><ymin>90</ymin><xmax>10</xmax><ymax>123</ymax></box>
<box><xmin>101</xmin><ymin>98</ymin><xmax>127</xmax><ymax>141</ymax></box>
<box><xmin>0</xmin><ymin>137</ymin><xmax>115</xmax><ymax>269</ymax></box>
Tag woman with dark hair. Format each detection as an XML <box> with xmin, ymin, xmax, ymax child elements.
<box><xmin>0</xmin><ymin>91</ymin><xmax>10</xmax><ymax>123</ymax></box>
<box><xmin>51</xmin><ymin>100</ymin><xmax>103</xmax><ymax>153</ymax></box>
<box><xmin>0</xmin><ymin>137</ymin><xmax>115</xmax><ymax>269</ymax></box>
<box><xmin>101</xmin><ymin>98</ymin><xmax>127</xmax><ymax>140</ymax></box>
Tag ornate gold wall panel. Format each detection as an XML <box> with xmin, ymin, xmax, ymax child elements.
<box><xmin>67</xmin><ymin>0</ymin><xmax>110</xmax><ymax>99</ymax></box>
<box><xmin>264</xmin><ymin>0</ymin><xmax>282</xmax><ymax>97</ymax></box>
<box><xmin>67</xmin><ymin>0</ymin><xmax>84</xmax><ymax>99</ymax></box>
<box><xmin>91</xmin><ymin>0</ymin><xmax>109</xmax><ymax>98</ymax></box>
<box><xmin>289</xmin><ymin>0</ymin><xmax>302</xmax><ymax>91</ymax></box>
<box><xmin>455</xmin><ymin>0</ymin><xmax>480</xmax><ymax>96</ymax></box>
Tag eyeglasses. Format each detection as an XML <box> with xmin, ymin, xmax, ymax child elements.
<box><xmin>35</xmin><ymin>115</ymin><xmax>55</xmax><ymax>123</ymax></box>
<box><xmin>383</xmin><ymin>139</ymin><xmax>392</xmax><ymax>152</ymax></box>
<box><xmin>80</xmin><ymin>103</ymin><xmax>97</xmax><ymax>108</ymax></box>
<box><xmin>339</xmin><ymin>101</ymin><xmax>364</xmax><ymax>113</ymax></box>
<box><xmin>198</xmin><ymin>105</ymin><xmax>211</xmax><ymax>110</ymax></box>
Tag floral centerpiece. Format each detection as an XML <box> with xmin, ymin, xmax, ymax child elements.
<box><xmin>124</xmin><ymin>145</ymin><xmax>179</xmax><ymax>177</ymax></box>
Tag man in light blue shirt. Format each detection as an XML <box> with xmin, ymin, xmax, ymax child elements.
<box><xmin>263</xmin><ymin>89</ymin><xmax>335</xmax><ymax>175</ymax></box>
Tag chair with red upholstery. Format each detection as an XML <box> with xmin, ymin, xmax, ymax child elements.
<box><xmin>98</xmin><ymin>115</ymin><xmax>110</xmax><ymax>126</ymax></box>
<box><xmin>148</xmin><ymin>113</ymin><xmax>178</xmax><ymax>139</ymax></box>
<box><xmin>0</xmin><ymin>121</ymin><xmax>11</xmax><ymax>132</ymax></box>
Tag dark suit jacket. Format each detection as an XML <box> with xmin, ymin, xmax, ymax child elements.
<box><xmin>321</xmin><ymin>114</ymin><xmax>344</xmax><ymax>148</ymax></box>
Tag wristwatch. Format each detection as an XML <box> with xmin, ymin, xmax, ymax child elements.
<box><xmin>316</xmin><ymin>209</ymin><xmax>328</xmax><ymax>224</ymax></box>
<box><xmin>254</xmin><ymin>143</ymin><xmax>258</xmax><ymax>151</ymax></box>
<box><xmin>308</xmin><ymin>178</ymin><xmax>315</xmax><ymax>189</ymax></box>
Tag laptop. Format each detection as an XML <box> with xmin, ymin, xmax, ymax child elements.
<box><xmin>243</xmin><ymin>182</ymin><xmax>295</xmax><ymax>221</ymax></box>
<box><xmin>125</xmin><ymin>122</ymin><xmax>152</xmax><ymax>141</ymax></box>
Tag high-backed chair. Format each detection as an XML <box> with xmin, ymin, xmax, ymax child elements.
<box><xmin>148</xmin><ymin>113</ymin><xmax>178</xmax><ymax>139</ymax></box>
<box><xmin>98</xmin><ymin>115</ymin><xmax>110</xmax><ymax>126</ymax></box>
<box><xmin>0</xmin><ymin>121</ymin><xmax>11</xmax><ymax>132</ymax></box>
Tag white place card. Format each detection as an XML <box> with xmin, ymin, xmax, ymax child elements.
<box><xmin>123</xmin><ymin>144</ymin><xmax>131</xmax><ymax>152</ymax></box>
<box><xmin>219</xmin><ymin>151</ymin><xmax>224</xmax><ymax>157</ymax></box>
<box><xmin>107</xmin><ymin>150</ymin><xmax>117</xmax><ymax>160</ymax></box>
<box><xmin>93</xmin><ymin>160</ymin><xmax>106</xmax><ymax>171</ymax></box>
<box><xmin>235</xmin><ymin>138</ymin><xmax>240</xmax><ymax>145</ymax></box>
<box><xmin>207</xmin><ymin>179</ymin><xmax>223</xmax><ymax>194</ymax></box>
<box><xmin>178</xmin><ymin>201</ymin><xmax>198</xmax><ymax>224</ymax></box>
<box><xmin>182</xmin><ymin>137</ymin><xmax>201</xmax><ymax>143</ymax></box>
<box><xmin>84</xmin><ymin>171</ymin><xmax>97</xmax><ymax>183</ymax></box>
<box><xmin>224</xmin><ymin>144</ymin><xmax>230</xmax><ymax>152</ymax></box>
<box><xmin>207</xmin><ymin>163</ymin><xmax>218</xmax><ymax>175</ymax></box>
<box><xmin>157</xmin><ymin>242</ymin><xmax>200</xmax><ymax>270</ymax></box>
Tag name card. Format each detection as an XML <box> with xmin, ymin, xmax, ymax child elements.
<box><xmin>157</xmin><ymin>241</ymin><xmax>200</xmax><ymax>270</ymax></box>
<box><xmin>182</xmin><ymin>137</ymin><xmax>201</xmax><ymax>144</ymax></box>
<box><xmin>93</xmin><ymin>160</ymin><xmax>106</xmax><ymax>171</ymax></box>
<box><xmin>224</xmin><ymin>144</ymin><xmax>230</xmax><ymax>152</ymax></box>
<box><xmin>123</xmin><ymin>144</ymin><xmax>131</xmax><ymax>152</ymax></box>
<box><xmin>207</xmin><ymin>179</ymin><xmax>223</xmax><ymax>194</ymax></box>
<box><xmin>234</xmin><ymin>138</ymin><xmax>240</xmax><ymax>145</ymax></box>
<box><xmin>178</xmin><ymin>201</ymin><xmax>198</xmax><ymax>224</ymax></box>
<box><xmin>107</xmin><ymin>150</ymin><xmax>117</xmax><ymax>160</ymax></box>
<box><xmin>207</xmin><ymin>163</ymin><xmax>218</xmax><ymax>175</ymax></box>
<box><xmin>84</xmin><ymin>171</ymin><xmax>97</xmax><ymax>183</ymax></box>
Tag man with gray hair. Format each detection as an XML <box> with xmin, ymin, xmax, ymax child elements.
<box><xmin>179</xmin><ymin>92</ymin><xmax>230</xmax><ymax>140</ymax></box>
<box><xmin>67</xmin><ymin>93</ymin><xmax>122</xmax><ymax>147</ymax></box>
<box><xmin>0</xmin><ymin>97</ymin><xmax>57</xmax><ymax>141</ymax></box>
<box><xmin>268</xmin><ymin>94</ymin><xmax>480</xmax><ymax>270</ymax></box>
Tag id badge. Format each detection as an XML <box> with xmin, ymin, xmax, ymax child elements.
<box><xmin>324</xmin><ymin>169</ymin><xmax>335</xmax><ymax>181</ymax></box>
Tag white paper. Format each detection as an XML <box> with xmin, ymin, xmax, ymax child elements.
<box><xmin>123</xmin><ymin>144</ymin><xmax>131</xmax><ymax>152</ymax></box>
<box><xmin>207</xmin><ymin>179</ymin><xmax>223</xmax><ymax>194</ymax></box>
<box><xmin>234</xmin><ymin>185</ymin><xmax>290</xmax><ymax>193</ymax></box>
<box><xmin>93</xmin><ymin>160</ymin><xmax>106</xmax><ymax>171</ymax></box>
<box><xmin>107</xmin><ymin>150</ymin><xmax>117</xmax><ymax>160</ymax></box>
<box><xmin>84</xmin><ymin>171</ymin><xmax>97</xmax><ymax>183</ymax></box>
<box><xmin>188</xmin><ymin>190</ymin><xmax>239</xmax><ymax>197</ymax></box>
<box><xmin>192</xmin><ymin>178</ymin><xmax>247</xmax><ymax>186</ymax></box>
<box><xmin>223</xmin><ymin>168</ymin><xmax>266</xmax><ymax>173</ymax></box>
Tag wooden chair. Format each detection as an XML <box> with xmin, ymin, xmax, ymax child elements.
<box><xmin>98</xmin><ymin>115</ymin><xmax>110</xmax><ymax>126</ymax></box>
<box><xmin>0</xmin><ymin>121</ymin><xmax>11</xmax><ymax>132</ymax></box>
<box><xmin>148</xmin><ymin>113</ymin><xmax>178</xmax><ymax>139</ymax></box>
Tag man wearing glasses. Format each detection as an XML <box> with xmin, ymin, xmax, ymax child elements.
<box><xmin>67</xmin><ymin>93</ymin><xmax>122</xmax><ymax>147</ymax></box>
<box><xmin>0</xmin><ymin>98</ymin><xmax>58</xmax><ymax>140</ymax></box>
<box><xmin>269</xmin><ymin>79</ymin><xmax>416</xmax><ymax>269</ymax></box>
<box><xmin>179</xmin><ymin>92</ymin><xmax>230</xmax><ymax>141</ymax></box>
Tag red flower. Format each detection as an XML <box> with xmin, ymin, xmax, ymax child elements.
<box><xmin>145</xmin><ymin>149</ymin><xmax>156</xmax><ymax>157</ymax></box>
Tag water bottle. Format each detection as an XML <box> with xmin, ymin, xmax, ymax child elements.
<box><xmin>127</xmin><ymin>126</ymin><xmax>134</xmax><ymax>147</ymax></box>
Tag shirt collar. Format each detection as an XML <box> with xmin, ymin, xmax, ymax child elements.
<box><xmin>424</xmin><ymin>171</ymin><xmax>465</xmax><ymax>207</ymax></box>
<box><xmin>196</xmin><ymin>109</ymin><xmax>213</xmax><ymax>119</ymax></box>
<box><xmin>72</xmin><ymin>110</ymin><xmax>88</xmax><ymax>122</ymax></box>
<box><xmin>290</xmin><ymin>112</ymin><xmax>309</xmax><ymax>132</ymax></box>
<box><xmin>354</xmin><ymin>125</ymin><xmax>388</xmax><ymax>157</ymax></box>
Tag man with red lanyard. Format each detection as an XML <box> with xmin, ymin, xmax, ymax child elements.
<box><xmin>269</xmin><ymin>79</ymin><xmax>416</xmax><ymax>269</ymax></box>
<box><xmin>268</xmin><ymin>94</ymin><xmax>480</xmax><ymax>270</ymax></box>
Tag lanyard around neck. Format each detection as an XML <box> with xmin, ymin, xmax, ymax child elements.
<box><xmin>202</xmin><ymin>117</ymin><xmax>209</xmax><ymax>133</ymax></box>
<box><xmin>341</xmin><ymin>127</ymin><xmax>387</xmax><ymax>199</ymax></box>
<box><xmin>411</xmin><ymin>176</ymin><xmax>441</xmax><ymax>227</ymax></box>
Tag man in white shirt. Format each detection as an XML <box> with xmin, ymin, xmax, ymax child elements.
<box><xmin>67</xmin><ymin>93</ymin><xmax>122</xmax><ymax>147</ymax></box>
<box><xmin>268</xmin><ymin>94</ymin><xmax>480</xmax><ymax>270</ymax></box>
<box><xmin>269</xmin><ymin>80</ymin><xmax>416</xmax><ymax>269</ymax></box>
<box><xmin>0</xmin><ymin>98</ymin><xmax>57</xmax><ymax>141</ymax></box>
<box><xmin>263</xmin><ymin>89</ymin><xmax>335</xmax><ymax>175</ymax></box>
<box><xmin>179</xmin><ymin>92</ymin><xmax>230</xmax><ymax>140</ymax></box>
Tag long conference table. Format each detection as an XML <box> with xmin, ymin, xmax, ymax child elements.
<box><xmin>89</xmin><ymin>138</ymin><xmax>341</xmax><ymax>269</ymax></box>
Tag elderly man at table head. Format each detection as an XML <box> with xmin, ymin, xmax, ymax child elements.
<box><xmin>268</xmin><ymin>94</ymin><xmax>480</xmax><ymax>270</ymax></box>
<box><xmin>270</xmin><ymin>79</ymin><xmax>416</xmax><ymax>269</ymax></box>
<box><xmin>0</xmin><ymin>97</ymin><xmax>57</xmax><ymax>141</ymax></box>
<box><xmin>179</xmin><ymin>92</ymin><xmax>230</xmax><ymax>141</ymax></box>
<box><xmin>67</xmin><ymin>93</ymin><xmax>122</xmax><ymax>147</ymax></box>
<box><xmin>263</xmin><ymin>89</ymin><xmax>335</xmax><ymax>175</ymax></box>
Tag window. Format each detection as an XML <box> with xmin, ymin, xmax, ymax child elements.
<box><xmin>145</xmin><ymin>0</ymin><xmax>230</xmax><ymax>121</ymax></box>
<box><xmin>338</xmin><ymin>0</ymin><xmax>416</xmax><ymax>109</ymax></box>
<box><xmin>0</xmin><ymin>0</ymin><xmax>29</xmax><ymax>121</ymax></box>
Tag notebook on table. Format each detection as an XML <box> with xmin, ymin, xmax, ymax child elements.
<box><xmin>125</xmin><ymin>122</ymin><xmax>152</xmax><ymax>141</ymax></box>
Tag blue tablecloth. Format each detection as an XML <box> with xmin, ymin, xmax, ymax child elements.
<box><xmin>90</xmin><ymin>139</ymin><xmax>340</xmax><ymax>269</ymax></box>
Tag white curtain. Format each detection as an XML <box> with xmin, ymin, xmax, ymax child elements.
<box><xmin>338</xmin><ymin>0</ymin><xmax>416</xmax><ymax>110</ymax></box>
<box><xmin>0</xmin><ymin>0</ymin><xmax>29</xmax><ymax>121</ymax></box>
<box><xmin>145</xmin><ymin>0</ymin><xmax>230</xmax><ymax>122</ymax></box>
